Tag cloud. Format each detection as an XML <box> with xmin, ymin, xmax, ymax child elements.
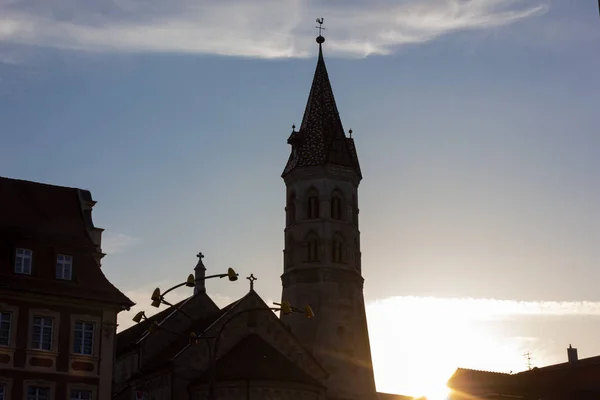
<box><xmin>367</xmin><ymin>296</ymin><xmax>600</xmax><ymax>322</ymax></box>
<box><xmin>102</xmin><ymin>232</ymin><xmax>141</xmax><ymax>255</ymax></box>
<box><xmin>0</xmin><ymin>0</ymin><xmax>548</xmax><ymax>58</ymax></box>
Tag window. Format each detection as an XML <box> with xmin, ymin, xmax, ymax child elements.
<box><xmin>71</xmin><ymin>389</ymin><xmax>92</xmax><ymax>400</ymax></box>
<box><xmin>15</xmin><ymin>248</ymin><xmax>33</xmax><ymax>274</ymax></box>
<box><xmin>287</xmin><ymin>203</ymin><xmax>296</xmax><ymax>225</ymax></box>
<box><xmin>32</xmin><ymin>316</ymin><xmax>53</xmax><ymax>351</ymax></box>
<box><xmin>285</xmin><ymin>237</ymin><xmax>294</xmax><ymax>269</ymax></box>
<box><xmin>73</xmin><ymin>321</ymin><xmax>94</xmax><ymax>355</ymax></box>
<box><xmin>305</xmin><ymin>233</ymin><xmax>320</xmax><ymax>262</ymax></box>
<box><xmin>331</xmin><ymin>195</ymin><xmax>343</xmax><ymax>220</ymax></box>
<box><xmin>306</xmin><ymin>191</ymin><xmax>320</xmax><ymax>220</ymax></box>
<box><xmin>27</xmin><ymin>387</ymin><xmax>50</xmax><ymax>400</ymax></box>
<box><xmin>0</xmin><ymin>383</ymin><xmax>5</xmax><ymax>400</ymax></box>
<box><xmin>56</xmin><ymin>254</ymin><xmax>73</xmax><ymax>280</ymax></box>
<box><xmin>0</xmin><ymin>312</ymin><xmax>11</xmax><ymax>346</ymax></box>
<box><xmin>332</xmin><ymin>235</ymin><xmax>345</xmax><ymax>263</ymax></box>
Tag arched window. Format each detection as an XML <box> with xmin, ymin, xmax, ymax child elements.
<box><xmin>331</xmin><ymin>191</ymin><xmax>344</xmax><ymax>221</ymax></box>
<box><xmin>285</xmin><ymin>235</ymin><xmax>294</xmax><ymax>269</ymax></box>
<box><xmin>304</xmin><ymin>232</ymin><xmax>320</xmax><ymax>262</ymax></box>
<box><xmin>286</xmin><ymin>192</ymin><xmax>296</xmax><ymax>226</ymax></box>
<box><xmin>305</xmin><ymin>189</ymin><xmax>320</xmax><ymax>220</ymax></box>
<box><xmin>332</xmin><ymin>233</ymin><xmax>345</xmax><ymax>263</ymax></box>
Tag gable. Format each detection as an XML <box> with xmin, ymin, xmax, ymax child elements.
<box><xmin>172</xmin><ymin>290</ymin><xmax>328</xmax><ymax>383</ymax></box>
<box><xmin>193</xmin><ymin>334</ymin><xmax>323</xmax><ymax>386</ymax></box>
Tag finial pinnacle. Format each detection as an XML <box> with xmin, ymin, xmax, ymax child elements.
<box><xmin>315</xmin><ymin>17</ymin><xmax>325</xmax><ymax>44</ymax></box>
<box><xmin>349</xmin><ymin>129</ymin><xmax>353</xmax><ymax>138</ymax></box>
<box><xmin>246</xmin><ymin>273</ymin><xmax>257</xmax><ymax>291</ymax></box>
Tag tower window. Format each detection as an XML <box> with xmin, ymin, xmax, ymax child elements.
<box><xmin>286</xmin><ymin>192</ymin><xmax>296</xmax><ymax>226</ymax></box>
<box><xmin>285</xmin><ymin>236</ymin><xmax>294</xmax><ymax>269</ymax></box>
<box><xmin>305</xmin><ymin>233</ymin><xmax>320</xmax><ymax>262</ymax></box>
<box><xmin>332</xmin><ymin>235</ymin><xmax>345</xmax><ymax>263</ymax></box>
<box><xmin>307</xmin><ymin>195</ymin><xmax>319</xmax><ymax>219</ymax></box>
<box><xmin>331</xmin><ymin>195</ymin><xmax>343</xmax><ymax>220</ymax></box>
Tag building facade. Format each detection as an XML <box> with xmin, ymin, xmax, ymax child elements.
<box><xmin>0</xmin><ymin>177</ymin><xmax>134</xmax><ymax>400</ymax></box>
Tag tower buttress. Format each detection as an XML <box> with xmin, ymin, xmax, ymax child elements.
<box><xmin>281</xmin><ymin>30</ymin><xmax>376</xmax><ymax>400</ymax></box>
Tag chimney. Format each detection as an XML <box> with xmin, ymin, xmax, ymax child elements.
<box><xmin>194</xmin><ymin>252</ymin><xmax>206</xmax><ymax>295</ymax></box>
<box><xmin>567</xmin><ymin>344</ymin><xmax>578</xmax><ymax>363</ymax></box>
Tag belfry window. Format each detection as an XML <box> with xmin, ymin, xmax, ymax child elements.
<box><xmin>331</xmin><ymin>195</ymin><xmax>343</xmax><ymax>220</ymax></box>
<box><xmin>285</xmin><ymin>236</ymin><xmax>294</xmax><ymax>269</ymax></box>
<box><xmin>305</xmin><ymin>233</ymin><xmax>320</xmax><ymax>262</ymax></box>
<box><xmin>332</xmin><ymin>234</ymin><xmax>345</xmax><ymax>263</ymax></box>
<box><xmin>286</xmin><ymin>192</ymin><xmax>296</xmax><ymax>226</ymax></box>
<box><xmin>306</xmin><ymin>191</ymin><xmax>320</xmax><ymax>219</ymax></box>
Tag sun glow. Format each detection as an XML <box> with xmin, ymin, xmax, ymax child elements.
<box><xmin>367</xmin><ymin>297</ymin><xmax>539</xmax><ymax>399</ymax></box>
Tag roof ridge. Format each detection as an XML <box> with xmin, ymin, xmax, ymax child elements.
<box><xmin>456</xmin><ymin>367</ymin><xmax>512</xmax><ymax>374</ymax></box>
<box><xmin>0</xmin><ymin>176</ymin><xmax>88</xmax><ymax>191</ymax></box>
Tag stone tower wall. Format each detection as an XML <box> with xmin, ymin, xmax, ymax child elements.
<box><xmin>281</xmin><ymin>166</ymin><xmax>376</xmax><ymax>400</ymax></box>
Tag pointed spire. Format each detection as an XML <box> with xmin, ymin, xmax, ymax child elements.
<box><xmin>194</xmin><ymin>252</ymin><xmax>206</xmax><ymax>294</ymax></box>
<box><xmin>283</xmin><ymin>23</ymin><xmax>361</xmax><ymax>179</ymax></box>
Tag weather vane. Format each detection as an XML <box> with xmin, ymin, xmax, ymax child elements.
<box><xmin>315</xmin><ymin>18</ymin><xmax>325</xmax><ymax>36</ymax></box>
<box><xmin>247</xmin><ymin>273</ymin><xmax>257</xmax><ymax>291</ymax></box>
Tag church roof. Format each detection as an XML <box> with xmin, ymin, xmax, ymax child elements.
<box><xmin>116</xmin><ymin>297</ymin><xmax>191</xmax><ymax>356</ymax></box>
<box><xmin>193</xmin><ymin>333</ymin><xmax>323</xmax><ymax>387</ymax></box>
<box><xmin>282</xmin><ymin>36</ymin><xmax>362</xmax><ymax>179</ymax></box>
<box><xmin>137</xmin><ymin>298</ymin><xmax>241</xmax><ymax>374</ymax></box>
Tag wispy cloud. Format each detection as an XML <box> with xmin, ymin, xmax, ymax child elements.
<box><xmin>0</xmin><ymin>0</ymin><xmax>547</xmax><ymax>59</ymax></box>
<box><xmin>102</xmin><ymin>232</ymin><xmax>141</xmax><ymax>255</ymax></box>
<box><xmin>368</xmin><ymin>296</ymin><xmax>600</xmax><ymax>322</ymax></box>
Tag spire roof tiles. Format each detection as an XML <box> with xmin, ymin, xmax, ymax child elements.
<box><xmin>282</xmin><ymin>37</ymin><xmax>362</xmax><ymax>179</ymax></box>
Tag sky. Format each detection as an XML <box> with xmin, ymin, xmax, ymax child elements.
<box><xmin>1</xmin><ymin>0</ymin><xmax>600</xmax><ymax>398</ymax></box>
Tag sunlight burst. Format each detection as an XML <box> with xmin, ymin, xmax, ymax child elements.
<box><xmin>366</xmin><ymin>297</ymin><xmax>548</xmax><ymax>398</ymax></box>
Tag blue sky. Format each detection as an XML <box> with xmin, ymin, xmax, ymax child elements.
<box><xmin>2</xmin><ymin>0</ymin><xmax>600</xmax><ymax>397</ymax></box>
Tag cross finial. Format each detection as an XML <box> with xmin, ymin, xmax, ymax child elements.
<box><xmin>196</xmin><ymin>252</ymin><xmax>204</xmax><ymax>259</ymax></box>
<box><xmin>246</xmin><ymin>273</ymin><xmax>257</xmax><ymax>291</ymax></box>
<box><xmin>315</xmin><ymin>18</ymin><xmax>326</xmax><ymax>44</ymax></box>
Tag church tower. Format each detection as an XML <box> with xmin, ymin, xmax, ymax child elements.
<box><xmin>280</xmin><ymin>28</ymin><xmax>377</xmax><ymax>400</ymax></box>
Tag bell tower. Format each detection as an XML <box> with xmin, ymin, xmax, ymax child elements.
<box><xmin>280</xmin><ymin>25</ymin><xmax>377</xmax><ymax>400</ymax></box>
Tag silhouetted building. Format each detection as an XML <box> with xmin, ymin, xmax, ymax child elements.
<box><xmin>113</xmin><ymin>32</ymin><xmax>413</xmax><ymax>400</ymax></box>
<box><xmin>448</xmin><ymin>346</ymin><xmax>600</xmax><ymax>400</ymax></box>
<box><xmin>0</xmin><ymin>177</ymin><xmax>134</xmax><ymax>400</ymax></box>
<box><xmin>281</xmin><ymin>29</ymin><xmax>375</xmax><ymax>400</ymax></box>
